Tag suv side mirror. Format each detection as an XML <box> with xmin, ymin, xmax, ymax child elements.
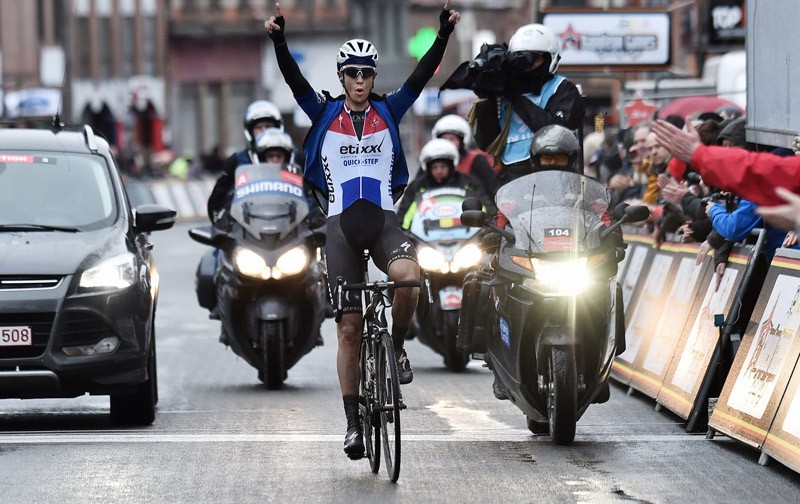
<box><xmin>134</xmin><ymin>204</ymin><xmax>177</xmax><ymax>233</ymax></box>
<box><xmin>461</xmin><ymin>210</ymin><xmax>487</xmax><ymax>227</ymax></box>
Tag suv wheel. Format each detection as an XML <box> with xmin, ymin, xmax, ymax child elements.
<box><xmin>110</xmin><ymin>343</ymin><xmax>156</xmax><ymax>426</ymax></box>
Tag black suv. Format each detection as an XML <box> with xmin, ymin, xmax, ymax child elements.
<box><xmin>0</xmin><ymin>125</ymin><xmax>175</xmax><ymax>425</ymax></box>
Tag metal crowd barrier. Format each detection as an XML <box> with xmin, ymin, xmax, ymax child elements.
<box><xmin>616</xmin><ymin>226</ymin><xmax>800</xmax><ymax>474</ymax></box>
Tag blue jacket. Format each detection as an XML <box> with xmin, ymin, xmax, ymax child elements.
<box><xmin>709</xmin><ymin>198</ymin><xmax>795</xmax><ymax>260</ymax></box>
<box><xmin>296</xmin><ymin>86</ymin><xmax>418</xmax><ymax>211</ymax></box>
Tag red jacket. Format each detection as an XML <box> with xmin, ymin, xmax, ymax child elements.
<box><xmin>691</xmin><ymin>145</ymin><xmax>800</xmax><ymax>206</ymax></box>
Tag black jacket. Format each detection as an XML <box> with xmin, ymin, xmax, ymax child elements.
<box><xmin>397</xmin><ymin>170</ymin><xmax>496</xmax><ymax>229</ymax></box>
<box><xmin>473</xmin><ymin>76</ymin><xmax>584</xmax><ymax>166</ymax></box>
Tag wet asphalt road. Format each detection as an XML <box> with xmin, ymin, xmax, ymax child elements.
<box><xmin>0</xmin><ymin>222</ymin><xmax>798</xmax><ymax>503</ymax></box>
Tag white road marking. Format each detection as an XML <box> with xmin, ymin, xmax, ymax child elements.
<box><xmin>426</xmin><ymin>399</ymin><xmax>514</xmax><ymax>437</ymax></box>
<box><xmin>0</xmin><ymin>432</ymin><xmax>709</xmax><ymax>444</ymax></box>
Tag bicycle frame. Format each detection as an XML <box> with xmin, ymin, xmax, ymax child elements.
<box><xmin>333</xmin><ymin>251</ymin><xmax>431</xmax><ymax>482</ymax></box>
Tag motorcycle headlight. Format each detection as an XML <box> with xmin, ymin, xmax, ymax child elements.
<box><xmin>452</xmin><ymin>243</ymin><xmax>482</xmax><ymax>272</ymax></box>
<box><xmin>523</xmin><ymin>257</ymin><xmax>592</xmax><ymax>296</ymax></box>
<box><xmin>275</xmin><ymin>246</ymin><xmax>309</xmax><ymax>277</ymax></box>
<box><xmin>233</xmin><ymin>247</ymin><xmax>268</xmax><ymax>278</ymax></box>
<box><xmin>79</xmin><ymin>253</ymin><xmax>136</xmax><ymax>290</ymax></box>
<box><xmin>418</xmin><ymin>246</ymin><xmax>447</xmax><ymax>273</ymax></box>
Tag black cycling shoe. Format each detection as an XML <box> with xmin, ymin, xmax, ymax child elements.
<box><xmin>396</xmin><ymin>349</ymin><xmax>414</xmax><ymax>385</ymax></box>
<box><xmin>343</xmin><ymin>426</ymin><xmax>365</xmax><ymax>460</ymax></box>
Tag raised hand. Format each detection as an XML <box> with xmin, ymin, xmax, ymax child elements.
<box><xmin>438</xmin><ymin>0</ymin><xmax>461</xmax><ymax>37</ymax></box>
<box><xmin>265</xmin><ymin>3</ymin><xmax>286</xmax><ymax>44</ymax></box>
<box><xmin>652</xmin><ymin>119</ymin><xmax>701</xmax><ymax>163</ymax></box>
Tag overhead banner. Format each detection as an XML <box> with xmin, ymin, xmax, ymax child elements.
<box><xmin>542</xmin><ymin>11</ymin><xmax>671</xmax><ymax>68</ymax></box>
<box><xmin>710</xmin><ymin>250</ymin><xmax>800</xmax><ymax>452</ymax></box>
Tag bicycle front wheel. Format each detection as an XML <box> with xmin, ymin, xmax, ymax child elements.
<box><xmin>360</xmin><ymin>338</ymin><xmax>380</xmax><ymax>473</ymax></box>
<box><xmin>378</xmin><ymin>330</ymin><xmax>402</xmax><ymax>482</ymax></box>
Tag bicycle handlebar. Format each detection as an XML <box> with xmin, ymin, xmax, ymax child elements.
<box><xmin>341</xmin><ymin>279</ymin><xmax>422</xmax><ymax>291</ymax></box>
<box><xmin>333</xmin><ymin>277</ymin><xmax>423</xmax><ymax>323</ymax></box>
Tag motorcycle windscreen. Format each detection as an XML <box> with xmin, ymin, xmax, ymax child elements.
<box><xmin>230</xmin><ymin>162</ymin><xmax>309</xmax><ymax>239</ymax></box>
<box><xmin>494</xmin><ymin>170</ymin><xmax>610</xmax><ymax>254</ymax></box>
<box><xmin>407</xmin><ymin>187</ymin><xmax>480</xmax><ymax>242</ymax></box>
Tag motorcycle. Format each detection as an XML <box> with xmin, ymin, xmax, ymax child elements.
<box><xmin>459</xmin><ymin>170</ymin><xmax>649</xmax><ymax>444</ymax></box>
<box><xmin>189</xmin><ymin>162</ymin><xmax>328</xmax><ymax>389</ymax></box>
<box><xmin>406</xmin><ymin>187</ymin><xmax>483</xmax><ymax>371</ymax></box>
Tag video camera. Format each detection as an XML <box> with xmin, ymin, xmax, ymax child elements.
<box><xmin>441</xmin><ymin>43</ymin><xmax>538</xmax><ymax>96</ymax></box>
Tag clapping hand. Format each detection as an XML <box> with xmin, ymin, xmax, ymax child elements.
<box><xmin>756</xmin><ymin>186</ymin><xmax>800</xmax><ymax>232</ymax></box>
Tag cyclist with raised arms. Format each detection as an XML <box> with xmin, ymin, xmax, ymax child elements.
<box><xmin>265</xmin><ymin>1</ymin><xmax>461</xmax><ymax>460</ymax></box>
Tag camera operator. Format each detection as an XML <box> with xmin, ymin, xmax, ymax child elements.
<box><xmin>471</xmin><ymin>24</ymin><xmax>584</xmax><ymax>188</ymax></box>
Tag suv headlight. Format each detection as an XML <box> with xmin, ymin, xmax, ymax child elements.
<box><xmin>523</xmin><ymin>257</ymin><xmax>592</xmax><ymax>296</ymax></box>
<box><xmin>79</xmin><ymin>253</ymin><xmax>136</xmax><ymax>290</ymax></box>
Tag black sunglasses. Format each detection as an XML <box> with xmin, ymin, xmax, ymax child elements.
<box><xmin>342</xmin><ymin>66</ymin><xmax>376</xmax><ymax>79</ymax></box>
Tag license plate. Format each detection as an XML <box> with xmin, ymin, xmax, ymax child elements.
<box><xmin>439</xmin><ymin>287</ymin><xmax>462</xmax><ymax>310</ymax></box>
<box><xmin>0</xmin><ymin>326</ymin><xmax>33</xmax><ymax>346</ymax></box>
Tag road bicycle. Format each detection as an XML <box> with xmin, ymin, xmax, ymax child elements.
<box><xmin>334</xmin><ymin>251</ymin><xmax>431</xmax><ymax>482</ymax></box>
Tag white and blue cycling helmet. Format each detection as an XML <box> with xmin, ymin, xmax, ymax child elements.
<box><xmin>336</xmin><ymin>39</ymin><xmax>379</xmax><ymax>70</ymax></box>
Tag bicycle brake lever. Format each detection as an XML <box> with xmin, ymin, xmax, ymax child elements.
<box><xmin>424</xmin><ymin>272</ymin><xmax>433</xmax><ymax>306</ymax></box>
<box><xmin>335</xmin><ymin>276</ymin><xmax>344</xmax><ymax>323</ymax></box>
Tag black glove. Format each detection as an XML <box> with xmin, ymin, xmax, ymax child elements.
<box><xmin>438</xmin><ymin>8</ymin><xmax>455</xmax><ymax>38</ymax></box>
<box><xmin>269</xmin><ymin>15</ymin><xmax>286</xmax><ymax>45</ymax></box>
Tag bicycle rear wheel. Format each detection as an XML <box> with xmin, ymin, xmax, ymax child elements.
<box><xmin>378</xmin><ymin>330</ymin><xmax>402</xmax><ymax>482</ymax></box>
<box><xmin>360</xmin><ymin>338</ymin><xmax>380</xmax><ymax>473</ymax></box>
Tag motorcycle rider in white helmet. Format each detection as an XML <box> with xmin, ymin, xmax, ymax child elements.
<box><xmin>265</xmin><ymin>1</ymin><xmax>461</xmax><ymax>460</ymax></box>
<box><xmin>472</xmin><ymin>23</ymin><xmax>584</xmax><ymax>188</ymax></box>
<box><xmin>207</xmin><ymin>99</ymin><xmax>284</xmax><ymax>227</ymax></box>
<box><xmin>431</xmin><ymin>114</ymin><xmax>496</xmax><ymax>194</ymax></box>
<box><xmin>397</xmin><ymin>138</ymin><xmax>496</xmax><ymax>229</ymax></box>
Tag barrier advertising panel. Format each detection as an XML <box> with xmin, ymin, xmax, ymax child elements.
<box><xmin>613</xmin><ymin>247</ymin><xmax>676</xmax><ymax>384</ymax></box>
<box><xmin>619</xmin><ymin>234</ymin><xmax>656</xmax><ymax>318</ymax></box>
<box><xmin>627</xmin><ymin>243</ymin><xmax>711</xmax><ymax>398</ymax></box>
<box><xmin>710</xmin><ymin>250</ymin><xmax>800</xmax><ymax>451</ymax></box>
<box><xmin>656</xmin><ymin>248</ymin><xmax>751</xmax><ymax>419</ymax></box>
<box><xmin>611</xmin><ymin>233</ymin><xmax>655</xmax><ymax>383</ymax></box>
<box><xmin>762</xmin><ymin>351</ymin><xmax>800</xmax><ymax>473</ymax></box>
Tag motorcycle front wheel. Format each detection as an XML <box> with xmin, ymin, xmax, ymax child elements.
<box><xmin>443</xmin><ymin>310</ymin><xmax>469</xmax><ymax>372</ymax></box>
<box><xmin>259</xmin><ymin>320</ymin><xmax>286</xmax><ymax>390</ymax></box>
<box><xmin>547</xmin><ymin>345</ymin><xmax>577</xmax><ymax>445</ymax></box>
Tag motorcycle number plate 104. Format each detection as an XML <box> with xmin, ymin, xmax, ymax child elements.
<box><xmin>544</xmin><ymin>228</ymin><xmax>573</xmax><ymax>251</ymax></box>
<box><xmin>0</xmin><ymin>326</ymin><xmax>33</xmax><ymax>346</ymax></box>
<box><xmin>439</xmin><ymin>287</ymin><xmax>463</xmax><ymax>310</ymax></box>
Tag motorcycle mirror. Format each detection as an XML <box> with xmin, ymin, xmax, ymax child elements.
<box><xmin>188</xmin><ymin>226</ymin><xmax>228</xmax><ymax>248</ymax></box>
<box><xmin>461</xmin><ymin>210</ymin><xmax>487</xmax><ymax>227</ymax></box>
<box><xmin>462</xmin><ymin>197</ymin><xmax>483</xmax><ymax>212</ymax></box>
<box><xmin>624</xmin><ymin>205</ymin><xmax>651</xmax><ymax>223</ymax></box>
<box><xmin>188</xmin><ymin>227</ymin><xmax>214</xmax><ymax>246</ymax></box>
<box><xmin>612</xmin><ymin>202</ymin><xmax>630</xmax><ymax>221</ymax></box>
